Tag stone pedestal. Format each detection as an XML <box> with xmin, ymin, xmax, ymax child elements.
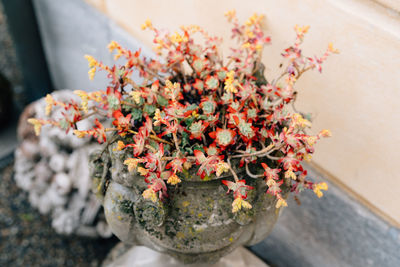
<box><xmin>103</xmin><ymin>243</ymin><xmax>268</xmax><ymax>267</ymax></box>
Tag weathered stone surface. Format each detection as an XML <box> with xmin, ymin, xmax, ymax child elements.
<box><xmin>14</xmin><ymin>90</ymin><xmax>112</xmax><ymax>238</ymax></box>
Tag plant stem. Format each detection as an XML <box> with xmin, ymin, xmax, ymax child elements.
<box><xmin>79</xmin><ymin>111</ymin><xmax>97</xmax><ymax>120</ymax></box>
<box><xmin>121</xmin><ymin>101</ymin><xmax>137</xmax><ymax>108</ymax></box>
<box><xmin>172</xmin><ymin>131</ymin><xmax>181</xmax><ymax>156</ymax></box>
<box><xmin>231</xmin><ymin>143</ymin><xmax>276</xmax><ymax>158</ymax></box>
<box><xmin>227</xmin><ymin>157</ymin><xmax>239</xmax><ymax>182</ymax></box>
<box><xmin>245</xmin><ymin>163</ymin><xmax>263</xmax><ymax>178</ymax></box>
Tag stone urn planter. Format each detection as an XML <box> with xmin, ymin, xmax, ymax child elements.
<box><xmin>90</xmin><ymin>138</ymin><xmax>285</xmax><ymax>264</ymax></box>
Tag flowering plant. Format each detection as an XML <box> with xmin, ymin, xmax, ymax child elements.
<box><xmin>29</xmin><ymin>11</ymin><xmax>337</xmax><ymax>213</ymax></box>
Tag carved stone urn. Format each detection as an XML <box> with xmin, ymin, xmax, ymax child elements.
<box><xmin>90</xmin><ymin>138</ymin><xmax>283</xmax><ymax>264</ymax></box>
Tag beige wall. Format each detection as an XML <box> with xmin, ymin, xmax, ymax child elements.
<box><xmin>86</xmin><ymin>0</ymin><xmax>400</xmax><ymax>225</ymax></box>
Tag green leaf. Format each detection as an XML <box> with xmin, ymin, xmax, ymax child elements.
<box><xmin>117</xmin><ymin>68</ymin><xmax>126</xmax><ymax>77</ymax></box>
<box><xmin>148</xmin><ymin>139</ymin><xmax>159</xmax><ymax>150</ymax></box>
<box><xmin>59</xmin><ymin>119</ymin><xmax>69</xmax><ymax>130</ymax></box>
<box><xmin>217</xmin><ymin>70</ymin><xmax>227</xmax><ymax>80</ymax></box>
<box><xmin>247</xmin><ymin>108</ymin><xmax>257</xmax><ymax>119</ymax></box>
<box><xmin>107</xmin><ymin>95</ymin><xmax>120</xmax><ymax>110</ymax></box>
<box><xmin>238</xmin><ymin>121</ymin><xmax>254</xmax><ymax>138</ymax></box>
<box><xmin>185</xmin><ymin>116</ymin><xmax>195</xmax><ymax>127</ymax></box>
<box><xmin>185</xmin><ymin>146</ymin><xmax>193</xmax><ymax>154</ymax></box>
<box><xmin>193</xmin><ymin>59</ymin><xmax>205</xmax><ymax>73</ymax></box>
<box><xmin>157</xmin><ymin>95</ymin><xmax>168</xmax><ymax>106</ymax></box>
<box><xmin>163</xmin><ymin>144</ymin><xmax>171</xmax><ymax>152</ymax></box>
<box><xmin>131</xmin><ymin>108</ymin><xmax>143</xmax><ymax>121</ymax></box>
<box><xmin>153</xmin><ymin>125</ymin><xmax>161</xmax><ymax>132</ymax></box>
<box><xmin>181</xmin><ymin>131</ymin><xmax>190</xmax><ymax>148</ymax></box>
<box><xmin>205</xmin><ymin>76</ymin><xmax>219</xmax><ymax>90</ymax></box>
<box><xmin>185</xmin><ymin>104</ymin><xmax>198</xmax><ymax>112</ymax></box>
<box><xmin>143</xmin><ymin>104</ymin><xmax>156</xmax><ymax>116</ymax></box>
<box><xmin>202</xmin><ymin>101</ymin><xmax>215</xmax><ymax>114</ymax></box>
<box><xmin>122</xmin><ymin>99</ymin><xmax>135</xmax><ymax>111</ymax></box>
<box><xmin>193</xmin><ymin>145</ymin><xmax>205</xmax><ymax>153</ymax></box>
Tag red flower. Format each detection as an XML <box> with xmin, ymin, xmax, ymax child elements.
<box><xmin>166</xmin><ymin>158</ymin><xmax>187</xmax><ymax>173</ymax></box>
<box><xmin>112</xmin><ymin>110</ymin><xmax>132</xmax><ymax>134</ymax></box>
<box><xmin>222</xmin><ymin>180</ymin><xmax>254</xmax><ymax>199</ymax></box>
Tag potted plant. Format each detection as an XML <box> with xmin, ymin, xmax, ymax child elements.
<box><xmin>29</xmin><ymin>10</ymin><xmax>338</xmax><ymax>264</ymax></box>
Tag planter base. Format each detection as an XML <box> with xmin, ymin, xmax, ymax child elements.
<box><xmin>103</xmin><ymin>243</ymin><xmax>268</xmax><ymax>267</ymax></box>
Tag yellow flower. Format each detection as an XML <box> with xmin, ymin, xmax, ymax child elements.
<box><xmin>89</xmin><ymin>91</ymin><xmax>103</xmax><ymax>102</ymax></box>
<box><xmin>215</xmin><ymin>162</ymin><xmax>229</xmax><ymax>177</ymax></box>
<box><xmin>303</xmin><ymin>153</ymin><xmax>312</xmax><ymax>162</ymax></box>
<box><xmin>232</xmin><ymin>197</ymin><xmax>252</xmax><ymax>213</ymax></box>
<box><xmin>74</xmin><ymin>90</ymin><xmax>89</xmax><ymax>113</ymax></box>
<box><xmin>266</xmin><ymin>179</ymin><xmax>276</xmax><ymax>187</ymax></box>
<box><xmin>276</xmin><ymin>197</ymin><xmax>287</xmax><ymax>209</ymax></box>
<box><xmin>153</xmin><ymin>108</ymin><xmax>163</xmax><ymax>126</ymax></box>
<box><xmin>129</xmin><ymin>91</ymin><xmax>142</xmax><ymax>104</ymax></box>
<box><xmin>142</xmin><ymin>188</ymin><xmax>157</xmax><ymax>202</ymax></box>
<box><xmin>165</xmin><ymin>79</ymin><xmax>179</xmax><ymax>90</ymax></box>
<box><xmin>170</xmin><ymin>32</ymin><xmax>187</xmax><ymax>43</ymax></box>
<box><xmin>73</xmin><ymin>130</ymin><xmax>87</xmax><ymax>138</ymax></box>
<box><xmin>115</xmin><ymin>141</ymin><xmax>126</xmax><ymax>151</ymax></box>
<box><xmin>328</xmin><ymin>42</ymin><xmax>340</xmax><ymax>54</ymax></box>
<box><xmin>113</xmin><ymin>51</ymin><xmax>123</xmax><ymax>60</ymax></box>
<box><xmin>141</xmin><ymin>19</ymin><xmax>152</xmax><ymax>30</ymax></box>
<box><xmin>84</xmin><ymin>55</ymin><xmax>97</xmax><ymax>68</ymax></box>
<box><xmin>190</xmin><ymin>110</ymin><xmax>199</xmax><ymax>118</ymax></box>
<box><xmin>164</xmin><ymin>80</ymin><xmax>180</xmax><ymax>100</ymax></box>
<box><xmin>245</xmin><ymin>13</ymin><xmax>264</xmax><ymax>27</ymax></box>
<box><xmin>88</xmin><ymin>67</ymin><xmax>96</xmax><ymax>80</ymax></box>
<box><xmin>107</xmin><ymin>40</ymin><xmax>119</xmax><ymax>52</ymax></box>
<box><xmin>305</xmin><ymin>136</ymin><xmax>318</xmax><ymax>147</ymax></box>
<box><xmin>313</xmin><ymin>182</ymin><xmax>328</xmax><ymax>198</ymax></box>
<box><xmin>137</xmin><ymin>167</ymin><xmax>149</xmax><ymax>176</ymax></box>
<box><xmin>124</xmin><ymin>158</ymin><xmax>143</xmax><ymax>172</ymax></box>
<box><xmin>167</xmin><ymin>174</ymin><xmax>181</xmax><ymax>185</ymax></box>
<box><xmin>285</xmin><ymin>168</ymin><xmax>297</xmax><ymax>180</ymax></box>
<box><xmin>245</xmin><ymin>28</ymin><xmax>255</xmax><ymax>38</ymax></box>
<box><xmin>155</xmin><ymin>44</ymin><xmax>163</xmax><ymax>53</ymax></box>
<box><xmin>224</xmin><ymin>10</ymin><xmax>236</xmax><ymax>22</ymax></box>
<box><xmin>242</xmin><ymin>42</ymin><xmax>251</xmax><ymax>49</ymax></box>
<box><xmin>45</xmin><ymin>94</ymin><xmax>54</xmax><ymax>116</ymax></box>
<box><xmin>224</xmin><ymin>70</ymin><xmax>238</xmax><ymax>94</ymax></box>
<box><xmin>27</xmin><ymin>118</ymin><xmax>42</xmax><ymax>136</ymax></box>
<box><xmin>183</xmin><ymin>161</ymin><xmax>192</xmax><ymax>170</ymax></box>
<box><xmin>292</xmin><ymin>113</ymin><xmax>312</xmax><ymax>129</ymax></box>
<box><xmin>319</xmin><ymin>129</ymin><xmax>332</xmax><ymax>138</ymax></box>
<box><xmin>294</xmin><ymin>25</ymin><xmax>310</xmax><ymax>35</ymax></box>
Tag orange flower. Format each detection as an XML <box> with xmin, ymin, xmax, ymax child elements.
<box><xmin>142</xmin><ymin>188</ymin><xmax>157</xmax><ymax>202</ymax></box>
<box><xmin>27</xmin><ymin>118</ymin><xmax>43</xmax><ymax>136</ymax></box>
<box><xmin>313</xmin><ymin>182</ymin><xmax>328</xmax><ymax>198</ymax></box>
<box><xmin>276</xmin><ymin>197</ymin><xmax>287</xmax><ymax>209</ymax></box>
<box><xmin>167</xmin><ymin>174</ymin><xmax>181</xmax><ymax>185</ymax></box>
<box><xmin>232</xmin><ymin>197</ymin><xmax>252</xmax><ymax>213</ymax></box>
<box><xmin>141</xmin><ymin>19</ymin><xmax>152</xmax><ymax>30</ymax></box>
